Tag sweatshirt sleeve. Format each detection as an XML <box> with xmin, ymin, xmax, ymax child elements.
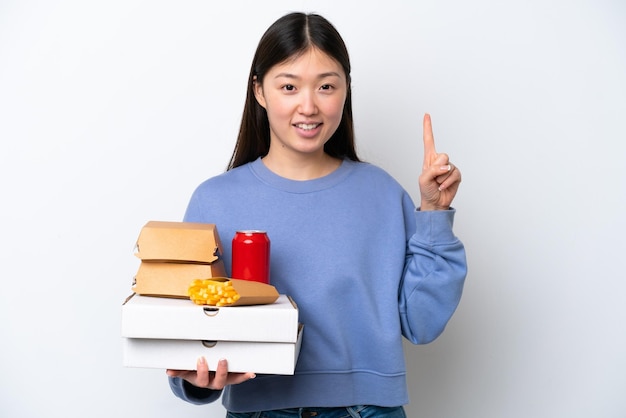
<box><xmin>168</xmin><ymin>377</ymin><xmax>222</xmax><ymax>405</ymax></box>
<box><xmin>399</xmin><ymin>208</ymin><xmax>467</xmax><ymax>344</ymax></box>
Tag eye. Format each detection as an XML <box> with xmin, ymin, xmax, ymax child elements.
<box><xmin>282</xmin><ymin>84</ymin><xmax>296</xmax><ymax>92</ymax></box>
<box><xmin>320</xmin><ymin>84</ymin><xmax>333</xmax><ymax>91</ymax></box>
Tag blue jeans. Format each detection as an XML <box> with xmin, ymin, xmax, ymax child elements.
<box><xmin>227</xmin><ymin>405</ymin><xmax>406</xmax><ymax>418</ymax></box>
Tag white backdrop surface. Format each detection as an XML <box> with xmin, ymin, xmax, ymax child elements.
<box><xmin>0</xmin><ymin>1</ymin><xmax>624</xmax><ymax>417</ymax></box>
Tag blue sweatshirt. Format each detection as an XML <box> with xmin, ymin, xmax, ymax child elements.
<box><xmin>169</xmin><ymin>157</ymin><xmax>467</xmax><ymax>412</ymax></box>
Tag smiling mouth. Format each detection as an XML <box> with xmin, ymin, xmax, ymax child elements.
<box><xmin>295</xmin><ymin>123</ymin><xmax>320</xmax><ymax>131</ymax></box>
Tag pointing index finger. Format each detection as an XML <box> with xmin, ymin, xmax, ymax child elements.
<box><xmin>423</xmin><ymin>113</ymin><xmax>437</xmax><ymax>167</ymax></box>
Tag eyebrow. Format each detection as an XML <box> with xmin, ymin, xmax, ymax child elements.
<box><xmin>273</xmin><ymin>71</ymin><xmax>343</xmax><ymax>80</ymax></box>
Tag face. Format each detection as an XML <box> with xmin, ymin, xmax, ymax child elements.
<box><xmin>254</xmin><ymin>47</ymin><xmax>347</xmax><ymax>159</ymax></box>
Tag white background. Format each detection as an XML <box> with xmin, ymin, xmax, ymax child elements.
<box><xmin>1</xmin><ymin>1</ymin><xmax>624</xmax><ymax>417</ymax></box>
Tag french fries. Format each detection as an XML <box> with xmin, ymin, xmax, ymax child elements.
<box><xmin>188</xmin><ymin>279</ymin><xmax>241</xmax><ymax>306</ymax></box>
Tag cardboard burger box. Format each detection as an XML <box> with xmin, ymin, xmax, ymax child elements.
<box><xmin>121</xmin><ymin>294</ymin><xmax>303</xmax><ymax>374</ymax></box>
<box><xmin>132</xmin><ymin>221</ymin><xmax>227</xmax><ymax>298</ymax></box>
<box><xmin>133</xmin><ymin>262</ymin><xmax>226</xmax><ymax>298</ymax></box>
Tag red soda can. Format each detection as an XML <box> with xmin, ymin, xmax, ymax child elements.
<box><xmin>231</xmin><ymin>230</ymin><xmax>270</xmax><ymax>284</ymax></box>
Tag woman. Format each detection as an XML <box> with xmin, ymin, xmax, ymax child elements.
<box><xmin>167</xmin><ymin>12</ymin><xmax>466</xmax><ymax>418</ymax></box>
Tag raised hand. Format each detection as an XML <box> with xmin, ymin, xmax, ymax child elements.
<box><xmin>418</xmin><ymin>113</ymin><xmax>461</xmax><ymax>211</ymax></box>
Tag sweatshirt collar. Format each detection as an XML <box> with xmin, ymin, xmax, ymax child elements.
<box><xmin>248</xmin><ymin>157</ymin><xmax>355</xmax><ymax>193</ymax></box>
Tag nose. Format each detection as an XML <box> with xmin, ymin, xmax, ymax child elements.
<box><xmin>298</xmin><ymin>90</ymin><xmax>318</xmax><ymax>116</ymax></box>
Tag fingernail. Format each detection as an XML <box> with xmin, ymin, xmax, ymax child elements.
<box><xmin>198</xmin><ymin>356</ymin><xmax>206</xmax><ymax>365</ymax></box>
<box><xmin>440</xmin><ymin>165</ymin><xmax>451</xmax><ymax>171</ymax></box>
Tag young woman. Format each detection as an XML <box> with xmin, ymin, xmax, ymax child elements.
<box><xmin>167</xmin><ymin>12</ymin><xmax>466</xmax><ymax>418</ymax></box>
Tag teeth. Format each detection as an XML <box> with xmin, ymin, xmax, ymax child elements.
<box><xmin>296</xmin><ymin>123</ymin><xmax>318</xmax><ymax>130</ymax></box>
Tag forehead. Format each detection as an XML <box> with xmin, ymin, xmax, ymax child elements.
<box><xmin>269</xmin><ymin>47</ymin><xmax>345</xmax><ymax>78</ymax></box>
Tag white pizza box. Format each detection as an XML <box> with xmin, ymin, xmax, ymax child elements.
<box><xmin>121</xmin><ymin>294</ymin><xmax>299</xmax><ymax>343</ymax></box>
<box><xmin>122</xmin><ymin>324</ymin><xmax>303</xmax><ymax>375</ymax></box>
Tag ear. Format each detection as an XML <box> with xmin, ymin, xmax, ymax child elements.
<box><xmin>253</xmin><ymin>76</ymin><xmax>267</xmax><ymax>109</ymax></box>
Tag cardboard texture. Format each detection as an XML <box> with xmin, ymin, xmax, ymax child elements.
<box><xmin>132</xmin><ymin>262</ymin><xmax>226</xmax><ymax>298</ymax></box>
<box><xmin>134</xmin><ymin>221</ymin><xmax>223</xmax><ymax>263</ymax></box>
<box><xmin>122</xmin><ymin>325</ymin><xmax>303</xmax><ymax>374</ymax></box>
<box><xmin>122</xmin><ymin>294</ymin><xmax>298</xmax><ymax>342</ymax></box>
<box><xmin>132</xmin><ymin>221</ymin><xmax>227</xmax><ymax>298</ymax></box>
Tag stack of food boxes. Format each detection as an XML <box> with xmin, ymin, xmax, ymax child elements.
<box><xmin>132</xmin><ymin>220</ymin><xmax>227</xmax><ymax>298</ymax></box>
<box><xmin>121</xmin><ymin>221</ymin><xmax>302</xmax><ymax>374</ymax></box>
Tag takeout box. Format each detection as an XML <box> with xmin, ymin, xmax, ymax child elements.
<box><xmin>134</xmin><ymin>221</ymin><xmax>224</xmax><ymax>263</ymax></box>
<box><xmin>122</xmin><ymin>325</ymin><xmax>303</xmax><ymax>374</ymax></box>
<box><xmin>132</xmin><ymin>221</ymin><xmax>227</xmax><ymax>298</ymax></box>
<box><xmin>121</xmin><ymin>294</ymin><xmax>302</xmax><ymax>374</ymax></box>
<box><xmin>132</xmin><ymin>262</ymin><xmax>226</xmax><ymax>298</ymax></box>
<box><xmin>122</xmin><ymin>293</ymin><xmax>296</xmax><ymax>342</ymax></box>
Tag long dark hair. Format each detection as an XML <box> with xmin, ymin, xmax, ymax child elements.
<box><xmin>227</xmin><ymin>12</ymin><xmax>359</xmax><ymax>170</ymax></box>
